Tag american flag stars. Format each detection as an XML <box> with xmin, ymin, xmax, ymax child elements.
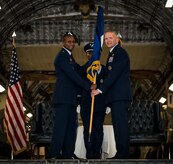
<box><xmin>9</xmin><ymin>48</ymin><xmax>20</xmax><ymax>86</ymax></box>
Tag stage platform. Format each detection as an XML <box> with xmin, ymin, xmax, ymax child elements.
<box><xmin>0</xmin><ymin>159</ymin><xmax>173</xmax><ymax>164</ymax></box>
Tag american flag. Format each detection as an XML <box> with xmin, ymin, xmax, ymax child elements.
<box><xmin>4</xmin><ymin>46</ymin><xmax>27</xmax><ymax>155</ymax></box>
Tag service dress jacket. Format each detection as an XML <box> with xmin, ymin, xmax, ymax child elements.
<box><xmin>52</xmin><ymin>48</ymin><xmax>90</xmax><ymax>106</ymax></box>
<box><xmin>99</xmin><ymin>44</ymin><xmax>132</xmax><ymax>105</ymax></box>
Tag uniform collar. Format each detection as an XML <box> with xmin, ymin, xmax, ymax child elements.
<box><xmin>109</xmin><ymin>43</ymin><xmax>118</xmax><ymax>53</ymax></box>
<box><xmin>97</xmin><ymin>65</ymin><xmax>102</xmax><ymax>74</ymax></box>
<box><xmin>63</xmin><ymin>47</ymin><xmax>72</xmax><ymax>56</ymax></box>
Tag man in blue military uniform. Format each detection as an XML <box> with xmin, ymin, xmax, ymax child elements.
<box><xmin>48</xmin><ymin>32</ymin><xmax>94</xmax><ymax>159</ymax></box>
<box><xmin>91</xmin><ymin>31</ymin><xmax>132</xmax><ymax>159</ymax></box>
<box><xmin>80</xmin><ymin>43</ymin><xmax>107</xmax><ymax>159</ymax></box>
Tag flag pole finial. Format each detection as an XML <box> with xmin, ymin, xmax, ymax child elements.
<box><xmin>12</xmin><ymin>31</ymin><xmax>16</xmax><ymax>47</ymax></box>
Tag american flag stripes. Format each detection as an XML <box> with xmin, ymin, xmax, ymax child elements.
<box><xmin>4</xmin><ymin>46</ymin><xmax>27</xmax><ymax>155</ymax></box>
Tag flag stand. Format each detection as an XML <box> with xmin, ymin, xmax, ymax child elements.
<box><xmin>88</xmin><ymin>73</ymin><xmax>97</xmax><ymax>142</ymax></box>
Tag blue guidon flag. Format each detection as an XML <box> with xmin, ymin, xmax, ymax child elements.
<box><xmin>87</xmin><ymin>6</ymin><xmax>104</xmax><ymax>83</ymax></box>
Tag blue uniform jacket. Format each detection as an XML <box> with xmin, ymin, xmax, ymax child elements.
<box><xmin>98</xmin><ymin>45</ymin><xmax>132</xmax><ymax>104</ymax></box>
<box><xmin>81</xmin><ymin>63</ymin><xmax>107</xmax><ymax>113</ymax></box>
<box><xmin>52</xmin><ymin>48</ymin><xmax>90</xmax><ymax>106</ymax></box>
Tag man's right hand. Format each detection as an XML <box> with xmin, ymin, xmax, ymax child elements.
<box><xmin>91</xmin><ymin>89</ymin><xmax>100</xmax><ymax>97</ymax></box>
<box><xmin>90</xmin><ymin>84</ymin><xmax>97</xmax><ymax>90</ymax></box>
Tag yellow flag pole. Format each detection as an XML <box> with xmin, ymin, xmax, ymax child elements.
<box><xmin>88</xmin><ymin>73</ymin><xmax>97</xmax><ymax>142</ymax></box>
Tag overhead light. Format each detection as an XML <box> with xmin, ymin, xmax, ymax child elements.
<box><xmin>159</xmin><ymin>97</ymin><xmax>166</xmax><ymax>104</ymax></box>
<box><xmin>169</xmin><ymin>83</ymin><xmax>173</xmax><ymax>92</ymax></box>
<box><xmin>0</xmin><ymin>6</ymin><xmax>1</xmax><ymax>10</ymax></box>
<box><xmin>26</xmin><ymin>113</ymin><xmax>33</xmax><ymax>118</ymax></box>
<box><xmin>0</xmin><ymin>85</ymin><xmax>5</xmax><ymax>93</ymax></box>
<box><xmin>165</xmin><ymin>0</ymin><xmax>173</xmax><ymax>8</ymax></box>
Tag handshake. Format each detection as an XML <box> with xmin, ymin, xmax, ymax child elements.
<box><xmin>90</xmin><ymin>84</ymin><xmax>100</xmax><ymax>97</ymax></box>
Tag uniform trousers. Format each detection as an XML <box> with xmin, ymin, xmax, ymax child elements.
<box><xmin>80</xmin><ymin>110</ymin><xmax>105</xmax><ymax>159</ymax></box>
<box><xmin>109</xmin><ymin>100</ymin><xmax>130</xmax><ymax>159</ymax></box>
<box><xmin>48</xmin><ymin>103</ymin><xmax>77</xmax><ymax>159</ymax></box>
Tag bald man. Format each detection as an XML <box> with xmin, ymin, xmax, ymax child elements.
<box><xmin>91</xmin><ymin>31</ymin><xmax>132</xmax><ymax>159</ymax></box>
